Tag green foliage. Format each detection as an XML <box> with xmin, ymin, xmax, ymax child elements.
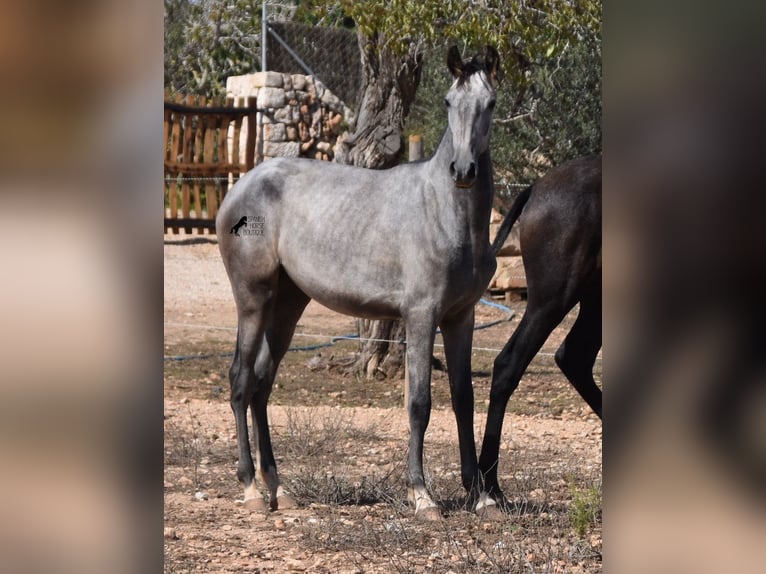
<box><xmin>312</xmin><ymin>0</ymin><xmax>601</xmax><ymax>183</ymax></box>
<box><xmin>490</xmin><ymin>29</ymin><xmax>601</xmax><ymax>187</ymax></box>
<box><xmin>164</xmin><ymin>0</ymin><xmax>601</xmax><ymax>176</ymax></box>
<box><xmin>164</xmin><ymin>0</ymin><xmax>263</xmax><ymax>97</ymax></box>
<box><xmin>568</xmin><ymin>480</ymin><xmax>602</xmax><ymax>538</ymax></box>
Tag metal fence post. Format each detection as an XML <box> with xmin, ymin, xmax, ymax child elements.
<box><xmin>261</xmin><ymin>1</ymin><xmax>267</xmax><ymax>72</ymax></box>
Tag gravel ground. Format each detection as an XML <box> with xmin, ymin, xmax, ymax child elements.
<box><xmin>164</xmin><ymin>233</ymin><xmax>602</xmax><ymax>573</ymax></box>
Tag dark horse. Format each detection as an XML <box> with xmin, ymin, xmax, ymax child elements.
<box><xmin>476</xmin><ymin>155</ymin><xmax>602</xmax><ymax>511</ymax></box>
<box><xmin>217</xmin><ymin>46</ymin><xmax>501</xmax><ymax>519</ymax></box>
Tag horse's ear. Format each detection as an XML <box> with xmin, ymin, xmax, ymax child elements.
<box><xmin>485</xmin><ymin>46</ymin><xmax>502</xmax><ymax>84</ymax></box>
<box><xmin>447</xmin><ymin>45</ymin><xmax>463</xmax><ymax>78</ymax></box>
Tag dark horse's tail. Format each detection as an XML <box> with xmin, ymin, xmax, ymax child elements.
<box><xmin>491</xmin><ymin>185</ymin><xmax>533</xmax><ymax>256</ymax></box>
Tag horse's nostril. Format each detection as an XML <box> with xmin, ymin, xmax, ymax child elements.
<box><xmin>449</xmin><ymin>161</ymin><xmax>457</xmax><ymax>178</ymax></box>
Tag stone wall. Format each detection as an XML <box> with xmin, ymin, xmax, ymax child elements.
<box><xmin>226</xmin><ymin>71</ymin><xmax>354</xmax><ymax>165</ymax></box>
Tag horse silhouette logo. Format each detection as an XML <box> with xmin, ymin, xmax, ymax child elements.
<box><xmin>230</xmin><ymin>216</ymin><xmax>248</xmax><ymax>236</ymax></box>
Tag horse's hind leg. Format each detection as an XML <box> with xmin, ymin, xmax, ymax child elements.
<box><xmin>478</xmin><ymin>302</ymin><xmax>569</xmax><ymax>507</ymax></box>
<box><xmin>229</xmin><ymin>289</ymin><xmax>273</xmax><ymax>512</ymax></box>
<box><xmin>250</xmin><ymin>269</ymin><xmax>310</xmax><ymax>511</ymax></box>
<box><xmin>555</xmin><ymin>288</ymin><xmax>602</xmax><ymax>418</ymax></box>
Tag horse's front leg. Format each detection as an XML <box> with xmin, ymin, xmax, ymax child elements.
<box><xmin>404</xmin><ymin>313</ymin><xmax>440</xmax><ymax>521</ymax></box>
<box><xmin>440</xmin><ymin>309</ymin><xmax>481</xmax><ymax>503</ymax></box>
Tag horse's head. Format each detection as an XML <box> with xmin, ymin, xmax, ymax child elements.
<box><xmin>445</xmin><ymin>45</ymin><xmax>500</xmax><ymax>188</ymax></box>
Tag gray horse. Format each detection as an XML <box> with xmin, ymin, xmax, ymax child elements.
<box><xmin>216</xmin><ymin>46</ymin><xmax>500</xmax><ymax>520</ymax></box>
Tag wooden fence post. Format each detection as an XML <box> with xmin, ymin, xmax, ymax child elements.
<box><xmin>408</xmin><ymin>134</ymin><xmax>423</xmax><ymax>162</ymax></box>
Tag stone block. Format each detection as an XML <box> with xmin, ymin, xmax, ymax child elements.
<box><xmin>263</xmin><ymin>123</ymin><xmax>286</xmax><ymax>142</ymax></box>
<box><xmin>257</xmin><ymin>87</ymin><xmax>286</xmax><ymax>109</ymax></box>
<box><xmin>292</xmin><ymin>75</ymin><xmax>307</xmax><ymax>91</ymax></box>
<box><xmin>263</xmin><ymin>141</ymin><xmax>300</xmax><ymax>158</ymax></box>
<box><xmin>273</xmin><ymin>107</ymin><xmax>293</xmax><ymax>123</ymax></box>
<box><xmin>321</xmin><ymin>90</ymin><xmax>342</xmax><ymax>109</ymax></box>
<box><xmin>251</xmin><ymin>71</ymin><xmax>284</xmax><ymax>88</ymax></box>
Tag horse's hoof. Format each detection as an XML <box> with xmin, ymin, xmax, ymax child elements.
<box><xmin>244</xmin><ymin>497</ymin><xmax>269</xmax><ymax>513</ymax></box>
<box><xmin>476</xmin><ymin>504</ymin><xmax>505</xmax><ymax>521</ymax></box>
<box><xmin>415</xmin><ymin>506</ymin><xmax>442</xmax><ymax>522</ymax></box>
<box><xmin>277</xmin><ymin>494</ymin><xmax>299</xmax><ymax>509</ymax></box>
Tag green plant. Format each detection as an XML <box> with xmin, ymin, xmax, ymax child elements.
<box><xmin>568</xmin><ymin>480</ymin><xmax>602</xmax><ymax>537</ymax></box>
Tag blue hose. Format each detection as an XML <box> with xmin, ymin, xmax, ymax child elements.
<box><xmin>164</xmin><ymin>298</ymin><xmax>514</xmax><ymax>361</ymax></box>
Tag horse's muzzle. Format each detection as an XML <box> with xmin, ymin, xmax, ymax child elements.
<box><xmin>450</xmin><ymin>161</ymin><xmax>477</xmax><ymax>188</ymax></box>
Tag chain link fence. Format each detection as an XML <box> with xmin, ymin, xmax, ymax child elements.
<box><xmin>266</xmin><ymin>21</ymin><xmax>362</xmax><ymax>109</ymax></box>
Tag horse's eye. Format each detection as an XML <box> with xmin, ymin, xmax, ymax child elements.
<box><xmin>488</xmin><ymin>100</ymin><xmax>496</xmax><ymax>110</ymax></box>
<box><xmin>444</xmin><ymin>98</ymin><xmax>450</xmax><ymax>108</ymax></box>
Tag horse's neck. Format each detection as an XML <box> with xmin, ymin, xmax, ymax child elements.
<box><xmin>429</xmin><ymin>128</ymin><xmax>494</xmax><ymax>233</ymax></box>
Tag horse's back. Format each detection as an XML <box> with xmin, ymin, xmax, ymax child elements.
<box><xmin>524</xmin><ymin>155</ymin><xmax>601</xmax><ymax>230</ymax></box>
<box><xmin>520</xmin><ymin>155</ymin><xmax>602</xmax><ymax>302</ymax></box>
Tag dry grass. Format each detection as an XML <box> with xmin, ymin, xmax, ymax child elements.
<box><xmin>273</xmin><ymin>409</ymin><xmax>602</xmax><ymax>573</ymax></box>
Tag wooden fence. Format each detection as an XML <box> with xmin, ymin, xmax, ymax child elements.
<box><xmin>164</xmin><ymin>94</ymin><xmax>258</xmax><ymax>234</ymax></box>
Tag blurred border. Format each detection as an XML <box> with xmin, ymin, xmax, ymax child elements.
<box><xmin>0</xmin><ymin>1</ymin><xmax>162</xmax><ymax>572</ymax></box>
<box><xmin>605</xmin><ymin>1</ymin><xmax>766</xmax><ymax>572</ymax></box>
<box><xmin>1</xmin><ymin>0</ymin><xmax>764</xmax><ymax>572</ymax></box>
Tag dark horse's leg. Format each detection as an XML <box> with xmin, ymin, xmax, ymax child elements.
<box><xmin>555</xmin><ymin>284</ymin><xmax>602</xmax><ymax>418</ymax></box>
<box><xmin>249</xmin><ymin>269</ymin><xmax>310</xmax><ymax>511</ymax></box>
<box><xmin>440</xmin><ymin>308</ymin><xmax>480</xmax><ymax>501</ymax></box>
<box><xmin>478</xmin><ymin>300</ymin><xmax>572</xmax><ymax>504</ymax></box>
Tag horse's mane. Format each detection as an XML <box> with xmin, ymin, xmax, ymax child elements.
<box><xmin>456</xmin><ymin>56</ymin><xmax>489</xmax><ymax>87</ymax></box>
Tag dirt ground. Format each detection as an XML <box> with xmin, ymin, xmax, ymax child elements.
<box><xmin>164</xmin><ymin>234</ymin><xmax>602</xmax><ymax>573</ymax></box>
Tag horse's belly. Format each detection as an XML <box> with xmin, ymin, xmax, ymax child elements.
<box><xmin>285</xmin><ymin>268</ymin><xmax>403</xmax><ymax>321</ymax></box>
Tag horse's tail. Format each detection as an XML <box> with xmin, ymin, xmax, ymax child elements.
<box><xmin>492</xmin><ymin>184</ymin><xmax>533</xmax><ymax>256</ymax></box>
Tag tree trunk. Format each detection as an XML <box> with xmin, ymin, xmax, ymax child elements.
<box><xmin>337</xmin><ymin>31</ymin><xmax>422</xmax><ymax>169</ymax></box>
<box><xmin>336</xmin><ymin>31</ymin><xmax>423</xmax><ymax>378</ymax></box>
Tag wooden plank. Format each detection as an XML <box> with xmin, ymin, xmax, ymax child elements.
<box><xmin>164</xmin><ymin>106</ymin><xmax>172</xmax><ymax>232</ymax></box>
<box><xmin>164</xmin><ymin>107</ymin><xmax>171</xmax><ymax>162</ymax></box>
<box><xmin>219</xmin><ymin>98</ymin><xmax>233</xmax><ymax>203</ymax></box>
<box><xmin>163</xmin><ymin>100</ymin><xmax>257</xmax><ymax>115</ymax></box>
<box><xmin>169</xmin><ymin>95</ymin><xmax>184</xmax><ymax>234</ymax></box>
<box><xmin>245</xmin><ymin>96</ymin><xmax>257</xmax><ymax>171</ymax></box>
<box><xmin>231</xmin><ymin>115</ymin><xmax>242</xmax><ymax>177</ymax></box>
<box><xmin>164</xmin><ymin>218</ymin><xmax>216</xmax><ymax>230</ymax></box>
<box><xmin>181</xmin><ymin>94</ymin><xmax>195</xmax><ymax>233</ymax></box>
<box><xmin>204</xmin><ymin>97</ymin><xmax>219</xmax><ymax>232</ymax></box>
<box><xmin>192</xmin><ymin>96</ymin><xmax>206</xmax><ymax>233</ymax></box>
<box><xmin>164</xmin><ymin>161</ymin><xmax>242</xmax><ymax>175</ymax></box>
<box><xmin>194</xmin><ymin>95</ymin><xmax>206</xmax><ymax>163</ymax></box>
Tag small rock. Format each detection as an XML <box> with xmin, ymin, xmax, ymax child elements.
<box><xmin>164</xmin><ymin>527</ymin><xmax>178</xmax><ymax>540</ymax></box>
<box><xmin>285</xmin><ymin>557</ymin><xmax>306</xmax><ymax>571</ymax></box>
<box><xmin>194</xmin><ymin>491</ymin><xmax>208</xmax><ymax>501</ymax></box>
<box><xmin>274</xmin><ymin>517</ymin><xmax>285</xmax><ymax>530</ymax></box>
